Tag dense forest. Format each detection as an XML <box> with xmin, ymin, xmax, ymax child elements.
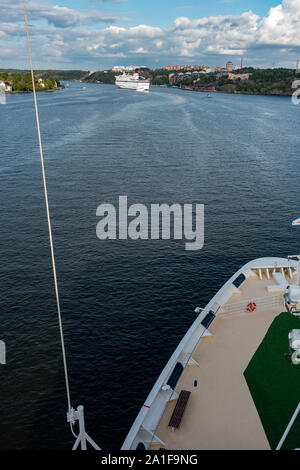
<box><xmin>0</xmin><ymin>69</ymin><xmax>87</xmax><ymax>82</ymax></box>
<box><xmin>140</xmin><ymin>68</ymin><xmax>169</xmax><ymax>86</ymax></box>
<box><xmin>216</xmin><ymin>68</ymin><xmax>297</xmax><ymax>95</ymax></box>
<box><xmin>0</xmin><ymin>71</ymin><xmax>61</xmax><ymax>92</ymax></box>
<box><xmin>36</xmin><ymin>70</ymin><xmax>88</xmax><ymax>81</ymax></box>
<box><xmin>83</xmin><ymin>70</ymin><xmax>120</xmax><ymax>84</ymax></box>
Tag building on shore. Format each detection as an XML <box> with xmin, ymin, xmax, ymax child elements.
<box><xmin>202</xmin><ymin>66</ymin><xmax>216</xmax><ymax>73</ymax></box>
<box><xmin>228</xmin><ymin>72</ymin><xmax>250</xmax><ymax>81</ymax></box>
<box><xmin>5</xmin><ymin>82</ymin><xmax>12</xmax><ymax>92</ymax></box>
<box><xmin>165</xmin><ymin>63</ymin><xmax>243</xmax><ymax>73</ymax></box>
<box><xmin>112</xmin><ymin>66</ymin><xmax>147</xmax><ymax>72</ymax></box>
<box><xmin>0</xmin><ymin>80</ymin><xmax>12</xmax><ymax>93</ymax></box>
<box><xmin>216</xmin><ymin>71</ymin><xmax>229</xmax><ymax>79</ymax></box>
<box><xmin>169</xmin><ymin>70</ymin><xmax>207</xmax><ymax>85</ymax></box>
<box><xmin>216</xmin><ymin>66</ymin><xmax>228</xmax><ymax>72</ymax></box>
<box><xmin>164</xmin><ymin>65</ymin><xmax>201</xmax><ymax>71</ymax></box>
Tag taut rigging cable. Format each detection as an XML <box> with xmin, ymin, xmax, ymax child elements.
<box><xmin>22</xmin><ymin>0</ymin><xmax>72</xmax><ymax>413</ymax></box>
<box><xmin>22</xmin><ymin>0</ymin><xmax>100</xmax><ymax>449</ymax></box>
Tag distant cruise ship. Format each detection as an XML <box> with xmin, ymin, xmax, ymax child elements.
<box><xmin>115</xmin><ymin>70</ymin><xmax>150</xmax><ymax>92</ymax></box>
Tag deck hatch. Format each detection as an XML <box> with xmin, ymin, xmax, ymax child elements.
<box><xmin>167</xmin><ymin>362</ymin><xmax>184</xmax><ymax>390</ymax></box>
<box><xmin>232</xmin><ymin>273</ymin><xmax>246</xmax><ymax>288</ymax></box>
<box><xmin>201</xmin><ymin>310</ymin><xmax>215</xmax><ymax>329</ymax></box>
<box><xmin>136</xmin><ymin>442</ymin><xmax>146</xmax><ymax>450</ymax></box>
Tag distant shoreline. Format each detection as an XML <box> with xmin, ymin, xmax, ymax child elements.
<box><xmin>5</xmin><ymin>87</ymin><xmax>63</xmax><ymax>95</ymax></box>
<box><xmin>178</xmin><ymin>87</ymin><xmax>293</xmax><ymax>98</ymax></box>
<box><xmin>5</xmin><ymin>80</ymin><xmax>292</xmax><ymax>99</ymax></box>
<box><xmin>1</xmin><ymin>68</ymin><xmax>296</xmax><ymax>98</ymax></box>
<box><xmin>81</xmin><ymin>81</ymin><xmax>293</xmax><ymax>98</ymax></box>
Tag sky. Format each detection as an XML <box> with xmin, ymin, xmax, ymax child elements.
<box><xmin>0</xmin><ymin>0</ymin><xmax>300</xmax><ymax>70</ymax></box>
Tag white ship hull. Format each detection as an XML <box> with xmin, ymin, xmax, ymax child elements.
<box><xmin>115</xmin><ymin>72</ymin><xmax>150</xmax><ymax>92</ymax></box>
<box><xmin>121</xmin><ymin>256</ymin><xmax>299</xmax><ymax>450</ymax></box>
<box><xmin>116</xmin><ymin>81</ymin><xmax>149</xmax><ymax>92</ymax></box>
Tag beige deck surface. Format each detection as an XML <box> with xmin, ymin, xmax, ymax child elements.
<box><xmin>227</xmin><ymin>276</ymin><xmax>280</xmax><ymax>303</ymax></box>
<box><xmin>150</xmin><ymin>274</ymin><xmax>290</xmax><ymax>450</ymax></box>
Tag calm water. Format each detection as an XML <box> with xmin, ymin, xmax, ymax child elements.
<box><xmin>0</xmin><ymin>83</ymin><xmax>300</xmax><ymax>449</ymax></box>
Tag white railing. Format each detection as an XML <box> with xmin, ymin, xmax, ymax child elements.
<box><xmin>276</xmin><ymin>402</ymin><xmax>300</xmax><ymax>450</ymax></box>
<box><xmin>122</xmin><ymin>258</ymin><xmax>298</xmax><ymax>450</ymax></box>
<box><xmin>221</xmin><ymin>294</ymin><xmax>284</xmax><ymax>315</ymax></box>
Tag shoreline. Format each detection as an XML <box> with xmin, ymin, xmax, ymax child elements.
<box><xmin>78</xmin><ymin>80</ymin><xmax>293</xmax><ymax>98</ymax></box>
<box><xmin>4</xmin><ymin>87</ymin><xmax>64</xmax><ymax>95</ymax></box>
<box><xmin>170</xmin><ymin>85</ymin><xmax>293</xmax><ymax>98</ymax></box>
<box><xmin>6</xmin><ymin>80</ymin><xmax>292</xmax><ymax>99</ymax></box>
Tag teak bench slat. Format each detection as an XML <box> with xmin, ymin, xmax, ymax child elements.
<box><xmin>168</xmin><ymin>390</ymin><xmax>191</xmax><ymax>429</ymax></box>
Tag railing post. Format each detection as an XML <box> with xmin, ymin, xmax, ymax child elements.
<box><xmin>77</xmin><ymin>406</ymin><xmax>87</xmax><ymax>450</ymax></box>
<box><xmin>69</xmin><ymin>405</ymin><xmax>101</xmax><ymax>450</ymax></box>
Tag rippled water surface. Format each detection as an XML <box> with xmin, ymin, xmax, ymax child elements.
<box><xmin>0</xmin><ymin>83</ymin><xmax>300</xmax><ymax>449</ymax></box>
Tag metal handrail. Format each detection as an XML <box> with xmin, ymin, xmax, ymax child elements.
<box><xmin>221</xmin><ymin>294</ymin><xmax>283</xmax><ymax>315</ymax></box>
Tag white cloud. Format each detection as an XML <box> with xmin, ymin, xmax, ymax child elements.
<box><xmin>131</xmin><ymin>47</ymin><xmax>149</xmax><ymax>54</ymax></box>
<box><xmin>1</xmin><ymin>0</ymin><xmax>300</xmax><ymax>69</ymax></box>
<box><xmin>0</xmin><ymin>0</ymin><xmax>128</xmax><ymax>27</ymax></box>
<box><xmin>258</xmin><ymin>0</ymin><xmax>300</xmax><ymax>46</ymax></box>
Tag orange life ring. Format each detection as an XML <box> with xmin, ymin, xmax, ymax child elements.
<box><xmin>247</xmin><ymin>302</ymin><xmax>256</xmax><ymax>312</ymax></box>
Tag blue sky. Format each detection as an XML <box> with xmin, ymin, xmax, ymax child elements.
<box><xmin>59</xmin><ymin>0</ymin><xmax>279</xmax><ymax>27</ymax></box>
<box><xmin>0</xmin><ymin>0</ymin><xmax>299</xmax><ymax>70</ymax></box>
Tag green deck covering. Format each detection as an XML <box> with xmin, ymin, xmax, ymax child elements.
<box><xmin>244</xmin><ymin>312</ymin><xmax>300</xmax><ymax>450</ymax></box>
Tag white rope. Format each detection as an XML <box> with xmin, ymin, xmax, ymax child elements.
<box><xmin>22</xmin><ymin>0</ymin><xmax>72</xmax><ymax>413</ymax></box>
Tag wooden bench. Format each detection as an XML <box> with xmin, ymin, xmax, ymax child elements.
<box><xmin>168</xmin><ymin>390</ymin><xmax>191</xmax><ymax>430</ymax></box>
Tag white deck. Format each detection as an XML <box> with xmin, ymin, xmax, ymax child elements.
<box><xmin>122</xmin><ymin>257</ymin><xmax>298</xmax><ymax>450</ymax></box>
